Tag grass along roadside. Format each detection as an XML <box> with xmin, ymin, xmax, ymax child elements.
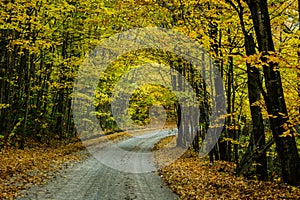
<box><xmin>153</xmin><ymin>136</ymin><xmax>300</xmax><ymax>199</ymax></box>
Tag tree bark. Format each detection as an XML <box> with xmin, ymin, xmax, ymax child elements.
<box><xmin>228</xmin><ymin>0</ymin><xmax>268</xmax><ymax>180</ymax></box>
<box><xmin>298</xmin><ymin>0</ymin><xmax>300</xmax><ymax>113</ymax></box>
<box><xmin>245</xmin><ymin>33</ymin><xmax>267</xmax><ymax>180</ymax></box>
<box><xmin>246</xmin><ymin>0</ymin><xmax>300</xmax><ymax>185</ymax></box>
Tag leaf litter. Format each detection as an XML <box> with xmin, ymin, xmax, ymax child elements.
<box><xmin>0</xmin><ymin>131</ymin><xmax>130</xmax><ymax>200</ymax></box>
<box><xmin>153</xmin><ymin>136</ymin><xmax>300</xmax><ymax>199</ymax></box>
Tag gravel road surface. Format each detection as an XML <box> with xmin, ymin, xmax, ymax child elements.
<box><xmin>18</xmin><ymin>131</ymin><xmax>179</xmax><ymax>200</ymax></box>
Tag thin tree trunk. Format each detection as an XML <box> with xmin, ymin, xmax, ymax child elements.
<box><xmin>20</xmin><ymin>50</ymin><xmax>30</xmax><ymax>149</ymax></box>
<box><xmin>227</xmin><ymin>0</ymin><xmax>268</xmax><ymax>180</ymax></box>
<box><xmin>0</xmin><ymin>29</ymin><xmax>11</xmax><ymax>147</ymax></box>
<box><xmin>245</xmin><ymin>33</ymin><xmax>267</xmax><ymax>180</ymax></box>
<box><xmin>297</xmin><ymin>0</ymin><xmax>300</xmax><ymax>114</ymax></box>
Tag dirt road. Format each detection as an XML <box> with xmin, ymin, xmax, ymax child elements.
<box><xmin>18</xmin><ymin>131</ymin><xmax>179</xmax><ymax>200</ymax></box>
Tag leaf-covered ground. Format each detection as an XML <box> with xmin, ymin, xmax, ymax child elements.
<box><xmin>0</xmin><ymin>141</ymin><xmax>85</xmax><ymax>199</ymax></box>
<box><xmin>154</xmin><ymin>136</ymin><xmax>300</xmax><ymax>199</ymax></box>
<box><xmin>2</xmin><ymin>131</ymin><xmax>299</xmax><ymax>199</ymax></box>
<box><xmin>0</xmin><ymin>132</ymin><xmax>130</xmax><ymax>200</ymax></box>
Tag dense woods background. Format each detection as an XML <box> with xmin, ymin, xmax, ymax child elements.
<box><xmin>0</xmin><ymin>0</ymin><xmax>299</xmax><ymax>186</ymax></box>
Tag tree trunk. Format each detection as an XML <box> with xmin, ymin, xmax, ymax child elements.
<box><xmin>0</xmin><ymin>29</ymin><xmax>11</xmax><ymax>147</ymax></box>
<box><xmin>298</xmin><ymin>0</ymin><xmax>300</xmax><ymax>114</ymax></box>
<box><xmin>233</xmin><ymin>0</ymin><xmax>268</xmax><ymax>179</ymax></box>
<box><xmin>245</xmin><ymin>33</ymin><xmax>267</xmax><ymax>180</ymax></box>
<box><xmin>246</xmin><ymin>0</ymin><xmax>300</xmax><ymax>185</ymax></box>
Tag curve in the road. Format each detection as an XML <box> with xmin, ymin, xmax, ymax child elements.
<box><xmin>18</xmin><ymin>131</ymin><xmax>179</xmax><ymax>200</ymax></box>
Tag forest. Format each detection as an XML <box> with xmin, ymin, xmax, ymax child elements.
<box><xmin>0</xmin><ymin>0</ymin><xmax>300</xmax><ymax>199</ymax></box>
